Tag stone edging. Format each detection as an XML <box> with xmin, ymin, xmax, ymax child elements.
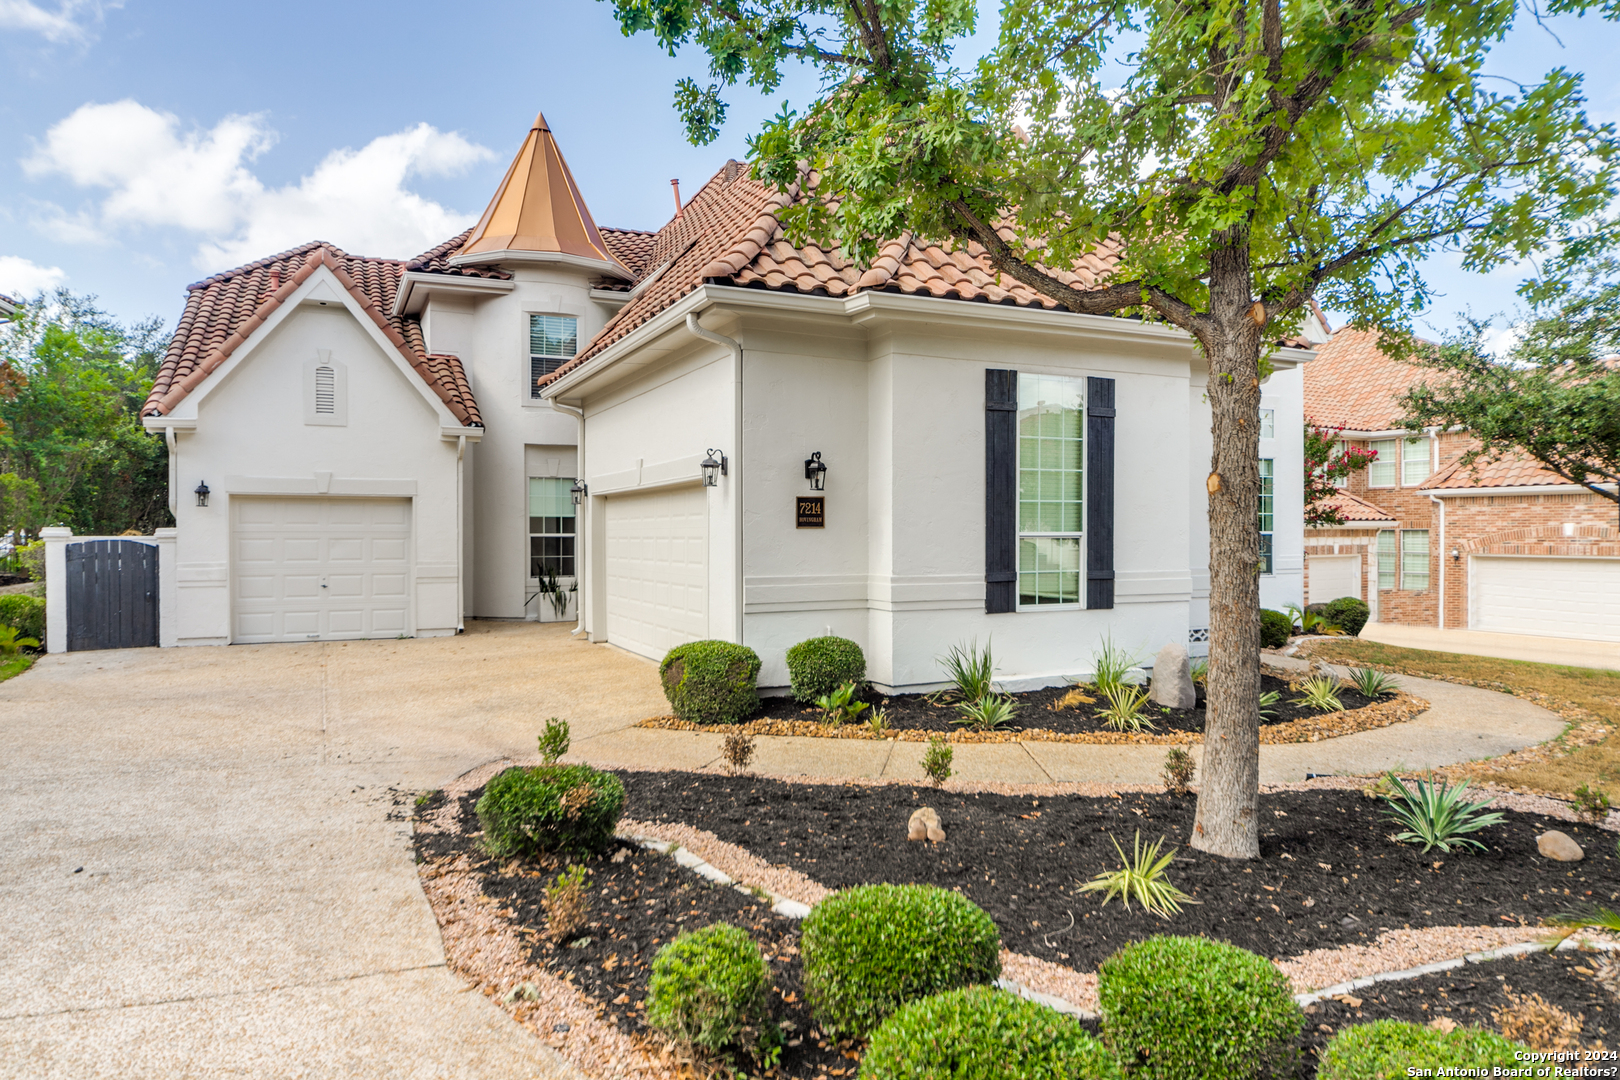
<box><xmin>1293</xmin><ymin>937</ymin><xmax>1619</xmax><ymax>1006</ymax></box>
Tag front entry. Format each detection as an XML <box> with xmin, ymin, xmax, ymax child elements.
<box><xmin>604</xmin><ymin>486</ymin><xmax>707</xmax><ymax>661</ymax></box>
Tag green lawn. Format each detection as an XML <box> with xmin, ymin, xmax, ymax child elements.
<box><xmin>1302</xmin><ymin>638</ymin><xmax>1620</xmax><ymax>799</ymax></box>
<box><xmin>0</xmin><ymin>654</ymin><xmax>36</xmax><ymax>682</ymax></box>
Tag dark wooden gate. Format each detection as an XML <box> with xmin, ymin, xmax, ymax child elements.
<box><xmin>66</xmin><ymin>540</ymin><xmax>159</xmax><ymax>651</ymax></box>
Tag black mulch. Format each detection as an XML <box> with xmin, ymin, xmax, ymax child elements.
<box><xmin>619</xmin><ymin>773</ymin><xmax>1620</xmax><ymax>972</ymax></box>
<box><xmin>416</xmin><ymin>790</ymin><xmax>859</xmax><ymax>1079</ymax></box>
<box><xmin>751</xmin><ymin>673</ymin><xmax>1384</xmax><ymax>736</ymax></box>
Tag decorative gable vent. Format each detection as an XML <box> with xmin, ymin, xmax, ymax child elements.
<box><xmin>304</xmin><ymin>350</ymin><xmax>347</xmax><ymax>426</ymax></box>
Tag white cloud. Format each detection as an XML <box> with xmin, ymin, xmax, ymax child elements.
<box><xmin>0</xmin><ymin>256</ymin><xmax>66</xmax><ymax>297</ymax></box>
<box><xmin>1479</xmin><ymin>323</ymin><xmax>1523</xmax><ymax>358</ymax></box>
<box><xmin>1</xmin><ymin>0</ymin><xmax>117</xmax><ymax>43</ymax></box>
<box><xmin>24</xmin><ymin>100</ymin><xmax>494</xmax><ymax>271</ymax></box>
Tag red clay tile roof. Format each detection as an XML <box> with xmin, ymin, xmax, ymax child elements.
<box><xmin>1421</xmin><ymin>452</ymin><xmax>1575</xmax><ymax>491</ymax></box>
<box><xmin>543</xmin><ymin>162</ymin><xmax>1129</xmax><ymax>385</ymax></box>
<box><xmin>1313</xmin><ymin>489</ymin><xmax>1398</xmax><ymax>524</ymax></box>
<box><xmin>404</xmin><ymin>229</ymin><xmax>511</xmax><ymax>280</ymax></box>
<box><xmin>1303</xmin><ymin>327</ymin><xmax>1439</xmax><ymax>431</ymax></box>
<box><xmin>601</xmin><ymin>228</ymin><xmax>658</xmax><ymax>276</ymax></box>
<box><xmin>146</xmin><ymin>242</ymin><xmax>482</xmax><ymax>426</ymax></box>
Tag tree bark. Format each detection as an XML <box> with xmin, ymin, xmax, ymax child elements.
<box><xmin>1190</xmin><ymin>229</ymin><xmax>1265</xmax><ymax>860</ymax></box>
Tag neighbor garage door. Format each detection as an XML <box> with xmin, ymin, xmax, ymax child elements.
<box><xmin>232</xmin><ymin>497</ymin><xmax>412</xmax><ymax>643</ymax></box>
<box><xmin>605</xmin><ymin>486</ymin><xmax>707</xmax><ymax>661</ymax></box>
<box><xmin>1472</xmin><ymin>555</ymin><xmax>1620</xmax><ymax>642</ymax></box>
<box><xmin>1307</xmin><ymin>554</ymin><xmax>1361</xmax><ymax>605</ymax></box>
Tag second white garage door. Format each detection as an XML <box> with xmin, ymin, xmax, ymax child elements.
<box><xmin>232</xmin><ymin>497</ymin><xmax>412</xmax><ymax>643</ymax></box>
<box><xmin>1307</xmin><ymin>555</ymin><xmax>1361</xmax><ymax>605</ymax></box>
<box><xmin>1472</xmin><ymin>555</ymin><xmax>1620</xmax><ymax>642</ymax></box>
<box><xmin>605</xmin><ymin>486</ymin><xmax>707</xmax><ymax>661</ymax></box>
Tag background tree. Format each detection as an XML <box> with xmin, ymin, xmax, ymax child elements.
<box><xmin>609</xmin><ymin>0</ymin><xmax>1620</xmax><ymax>857</ymax></box>
<box><xmin>0</xmin><ymin>291</ymin><xmax>172</xmax><ymax>541</ymax></box>
<box><xmin>1304</xmin><ymin>425</ymin><xmax>1377</xmax><ymax>527</ymax></box>
<box><xmin>1399</xmin><ymin>259</ymin><xmax>1620</xmax><ymax>512</ymax></box>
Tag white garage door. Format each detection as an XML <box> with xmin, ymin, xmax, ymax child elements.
<box><xmin>605</xmin><ymin>486</ymin><xmax>707</xmax><ymax>661</ymax></box>
<box><xmin>1472</xmin><ymin>556</ymin><xmax>1620</xmax><ymax>642</ymax></box>
<box><xmin>232</xmin><ymin>497</ymin><xmax>412</xmax><ymax>643</ymax></box>
<box><xmin>1308</xmin><ymin>555</ymin><xmax>1361</xmax><ymax>605</ymax></box>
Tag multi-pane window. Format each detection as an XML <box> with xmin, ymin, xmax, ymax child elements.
<box><xmin>1377</xmin><ymin>530</ymin><xmax>1396</xmax><ymax>590</ymax></box>
<box><xmin>1401</xmin><ymin>529</ymin><xmax>1430</xmax><ymax>591</ymax></box>
<box><xmin>529</xmin><ymin>477</ymin><xmax>576</xmax><ymax>577</ymax></box>
<box><xmin>1402</xmin><ymin>437</ymin><xmax>1432</xmax><ymax>486</ymax></box>
<box><xmin>1258</xmin><ymin>458</ymin><xmax>1274</xmax><ymax>575</ymax></box>
<box><xmin>1367</xmin><ymin>438</ymin><xmax>1398</xmax><ymax>487</ymax></box>
<box><xmin>1016</xmin><ymin>373</ymin><xmax>1084</xmax><ymax>607</ymax></box>
<box><xmin>1259</xmin><ymin>409</ymin><xmax>1275</xmax><ymax>439</ymax></box>
<box><xmin>529</xmin><ymin>314</ymin><xmax>578</xmax><ymax>398</ymax></box>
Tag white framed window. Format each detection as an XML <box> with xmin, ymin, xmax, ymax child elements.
<box><xmin>529</xmin><ymin>478</ymin><xmax>577</xmax><ymax>578</ymax></box>
<box><xmin>1258</xmin><ymin>458</ymin><xmax>1274</xmax><ymax>574</ymax></box>
<box><xmin>1401</xmin><ymin>529</ymin><xmax>1430</xmax><ymax>591</ymax></box>
<box><xmin>529</xmin><ymin>314</ymin><xmax>578</xmax><ymax>399</ymax></box>
<box><xmin>1016</xmin><ymin>373</ymin><xmax>1084</xmax><ymax>607</ymax></box>
<box><xmin>1367</xmin><ymin>438</ymin><xmax>1398</xmax><ymax>487</ymax></box>
<box><xmin>1377</xmin><ymin>530</ymin><xmax>1396</xmax><ymax>590</ymax></box>
<box><xmin>1402</xmin><ymin>437</ymin><xmax>1432</xmax><ymax>486</ymax></box>
<box><xmin>1259</xmin><ymin>408</ymin><xmax>1275</xmax><ymax>439</ymax></box>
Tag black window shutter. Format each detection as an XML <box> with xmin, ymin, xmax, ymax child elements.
<box><xmin>985</xmin><ymin>369</ymin><xmax>1018</xmax><ymax>613</ymax></box>
<box><xmin>1086</xmin><ymin>376</ymin><xmax>1116</xmax><ymax>609</ymax></box>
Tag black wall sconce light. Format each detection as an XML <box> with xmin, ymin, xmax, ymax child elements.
<box><xmin>570</xmin><ymin>479</ymin><xmax>588</xmax><ymax>506</ymax></box>
<box><xmin>194</xmin><ymin>481</ymin><xmax>210</xmax><ymax>507</ymax></box>
<box><xmin>701</xmin><ymin>449</ymin><xmax>728</xmax><ymax>487</ymax></box>
<box><xmin>1450</xmin><ymin>547</ymin><xmax>1460</xmax><ymax>563</ymax></box>
<box><xmin>804</xmin><ymin>451</ymin><xmax>827</xmax><ymax>491</ymax></box>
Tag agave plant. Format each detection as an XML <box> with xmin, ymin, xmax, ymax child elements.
<box><xmin>939</xmin><ymin>640</ymin><xmax>995</xmax><ymax>701</ymax></box>
<box><xmin>1382</xmin><ymin>772</ymin><xmax>1507</xmax><ymax>853</ymax></box>
<box><xmin>1258</xmin><ymin>690</ymin><xmax>1281</xmax><ymax>721</ymax></box>
<box><xmin>1098</xmin><ymin>683</ymin><xmax>1155</xmax><ymax>732</ymax></box>
<box><xmin>1078</xmin><ymin>832</ymin><xmax>1196</xmax><ymax>918</ymax></box>
<box><xmin>1348</xmin><ymin>667</ymin><xmax>1400</xmax><ymax>698</ymax></box>
<box><xmin>953</xmin><ymin>693</ymin><xmax>1019</xmax><ymax>732</ymax></box>
<box><xmin>1291</xmin><ymin>675</ymin><xmax>1345</xmax><ymax>713</ymax></box>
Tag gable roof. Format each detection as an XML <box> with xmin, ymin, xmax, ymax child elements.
<box><xmin>544</xmin><ymin>162</ymin><xmax>1127</xmax><ymax>386</ymax></box>
<box><xmin>1303</xmin><ymin>327</ymin><xmax>1437</xmax><ymax>431</ymax></box>
<box><xmin>144</xmin><ymin>241</ymin><xmax>482</xmax><ymax>426</ymax></box>
<box><xmin>1420</xmin><ymin>452</ymin><xmax>1575</xmax><ymax>491</ymax></box>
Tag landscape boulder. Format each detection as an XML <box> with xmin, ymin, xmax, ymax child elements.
<box><xmin>1149</xmin><ymin>642</ymin><xmax>1197</xmax><ymax>710</ymax></box>
<box><xmin>907</xmin><ymin>807</ymin><xmax>945</xmax><ymax>843</ymax></box>
<box><xmin>1537</xmin><ymin>830</ymin><xmax>1584</xmax><ymax>862</ymax></box>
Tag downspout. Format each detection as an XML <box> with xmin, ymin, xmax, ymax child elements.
<box><xmin>551</xmin><ymin>400</ymin><xmax>588</xmax><ymax>636</ymax></box>
<box><xmin>164</xmin><ymin>427</ymin><xmax>178</xmax><ymax>517</ymax></box>
<box><xmin>685</xmin><ymin>312</ymin><xmax>745</xmax><ymax>646</ymax></box>
<box><xmin>1430</xmin><ymin>493</ymin><xmax>1446</xmax><ymax>630</ymax></box>
<box><xmin>456</xmin><ymin>434</ymin><xmax>466</xmax><ymax>633</ymax></box>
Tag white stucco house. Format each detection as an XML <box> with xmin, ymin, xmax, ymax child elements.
<box><xmin>138</xmin><ymin>110</ymin><xmax>1314</xmax><ymax>691</ymax></box>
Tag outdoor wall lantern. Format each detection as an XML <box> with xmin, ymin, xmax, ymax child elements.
<box><xmin>194</xmin><ymin>481</ymin><xmax>210</xmax><ymax>507</ymax></box>
<box><xmin>701</xmin><ymin>449</ymin><xmax>728</xmax><ymax>487</ymax></box>
<box><xmin>570</xmin><ymin>479</ymin><xmax>588</xmax><ymax>506</ymax></box>
<box><xmin>1450</xmin><ymin>547</ymin><xmax>1460</xmax><ymax>563</ymax></box>
<box><xmin>804</xmin><ymin>451</ymin><xmax>827</xmax><ymax>491</ymax></box>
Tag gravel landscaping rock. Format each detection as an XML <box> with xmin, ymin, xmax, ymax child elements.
<box><xmin>1540</xmin><ymin>830</ymin><xmax>1587</xmax><ymax>862</ymax></box>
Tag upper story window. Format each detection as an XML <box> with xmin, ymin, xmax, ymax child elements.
<box><xmin>1367</xmin><ymin>438</ymin><xmax>1398</xmax><ymax>487</ymax></box>
<box><xmin>529</xmin><ymin>314</ymin><xmax>578</xmax><ymax>399</ymax></box>
<box><xmin>1402</xmin><ymin>436</ymin><xmax>1432</xmax><ymax>486</ymax></box>
<box><xmin>1259</xmin><ymin>409</ymin><xmax>1275</xmax><ymax>439</ymax></box>
<box><xmin>1017</xmin><ymin>373</ymin><xmax>1084</xmax><ymax>607</ymax></box>
<box><xmin>1258</xmin><ymin>458</ymin><xmax>1274</xmax><ymax>574</ymax></box>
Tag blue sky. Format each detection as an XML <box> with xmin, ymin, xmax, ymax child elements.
<box><xmin>1</xmin><ymin>0</ymin><xmax>1617</xmax><ymax>342</ymax></box>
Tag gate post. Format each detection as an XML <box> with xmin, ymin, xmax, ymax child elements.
<box><xmin>42</xmin><ymin>526</ymin><xmax>72</xmax><ymax>654</ymax></box>
<box><xmin>154</xmin><ymin>528</ymin><xmax>177</xmax><ymax>648</ymax></box>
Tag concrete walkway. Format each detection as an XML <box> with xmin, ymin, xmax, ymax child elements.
<box><xmin>1362</xmin><ymin>621</ymin><xmax>1620</xmax><ymax>672</ymax></box>
<box><xmin>1</xmin><ymin>622</ymin><xmax>1565</xmax><ymax>1078</ymax></box>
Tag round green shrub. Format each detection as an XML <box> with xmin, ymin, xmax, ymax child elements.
<box><xmin>647</xmin><ymin>923</ymin><xmax>778</xmax><ymax>1061</ymax></box>
<box><xmin>861</xmin><ymin>986</ymin><xmax>1124</xmax><ymax>1080</ymax></box>
<box><xmin>1260</xmin><ymin>609</ymin><xmax>1293</xmax><ymax>649</ymax></box>
<box><xmin>474</xmin><ymin>764</ymin><xmax>626</xmax><ymax>858</ymax></box>
<box><xmin>801</xmin><ymin>883</ymin><xmax>1001</xmax><ymax>1038</ymax></box>
<box><xmin>659</xmin><ymin>640</ymin><xmax>761</xmax><ymax>724</ymax></box>
<box><xmin>1317</xmin><ymin>1019</ymin><xmax>1527</xmax><ymax>1079</ymax></box>
<box><xmin>1099</xmin><ymin>936</ymin><xmax>1302</xmax><ymax>1080</ymax></box>
<box><xmin>1322</xmin><ymin>596</ymin><xmax>1370</xmax><ymax>637</ymax></box>
<box><xmin>0</xmin><ymin>594</ymin><xmax>45</xmax><ymax>643</ymax></box>
<box><xmin>786</xmin><ymin>636</ymin><xmax>866</xmax><ymax>703</ymax></box>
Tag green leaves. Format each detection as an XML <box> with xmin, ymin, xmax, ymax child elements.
<box><xmin>1080</xmin><ymin>832</ymin><xmax>1194</xmax><ymax>917</ymax></box>
<box><xmin>1381</xmin><ymin>771</ymin><xmax>1507</xmax><ymax>853</ymax></box>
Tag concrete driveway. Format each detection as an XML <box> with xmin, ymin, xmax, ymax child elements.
<box><xmin>1</xmin><ymin>622</ymin><xmax>664</xmax><ymax>1080</ymax></box>
<box><xmin>1362</xmin><ymin>621</ymin><xmax>1620</xmax><ymax>672</ymax></box>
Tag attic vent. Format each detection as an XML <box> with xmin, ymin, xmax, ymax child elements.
<box><xmin>314</xmin><ymin>366</ymin><xmax>336</xmax><ymax>414</ymax></box>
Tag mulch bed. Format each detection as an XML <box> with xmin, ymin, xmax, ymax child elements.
<box><xmin>618</xmin><ymin>772</ymin><xmax>1620</xmax><ymax>973</ymax></box>
<box><xmin>639</xmin><ymin>674</ymin><xmax>1426</xmax><ymax>746</ymax></box>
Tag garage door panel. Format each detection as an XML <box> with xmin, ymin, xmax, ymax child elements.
<box><xmin>284</xmin><ymin>539</ymin><xmax>321</xmax><ymax>563</ymax></box>
<box><xmin>372</xmin><ymin>539</ymin><xmax>407</xmax><ymax>561</ymax></box>
<box><xmin>372</xmin><ymin>574</ymin><xmax>408</xmax><ymax>598</ymax></box>
<box><xmin>606</xmin><ymin>487</ymin><xmax>708</xmax><ymax>661</ymax></box>
<box><xmin>1307</xmin><ymin>555</ymin><xmax>1361</xmax><ymax>605</ymax></box>
<box><xmin>328</xmin><ymin>538</ymin><xmax>365</xmax><ymax>562</ymax></box>
<box><xmin>1473</xmin><ymin>556</ymin><xmax>1620</xmax><ymax>642</ymax></box>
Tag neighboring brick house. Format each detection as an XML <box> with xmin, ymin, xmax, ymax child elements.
<box><xmin>1303</xmin><ymin>328</ymin><xmax>1619</xmax><ymax>641</ymax></box>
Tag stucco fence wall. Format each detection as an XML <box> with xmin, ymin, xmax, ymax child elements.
<box><xmin>41</xmin><ymin>527</ymin><xmax>178</xmax><ymax>653</ymax></box>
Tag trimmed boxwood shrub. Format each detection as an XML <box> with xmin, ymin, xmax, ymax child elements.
<box><xmin>474</xmin><ymin>764</ymin><xmax>625</xmax><ymax>858</ymax></box>
<box><xmin>861</xmin><ymin>986</ymin><xmax>1124</xmax><ymax>1080</ymax></box>
<box><xmin>659</xmin><ymin>640</ymin><xmax>761</xmax><ymax>724</ymax></box>
<box><xmin>786</xmin><ymin>635</ymin><xmax>865</xmax><ymax>703</ymax></box>
<box><xmin>1322</xmin><ymin>596</ymin><xmax>1370</xmax><ymax>637</ymax></box>
<box><xmin>647</xmin><ymin>923</ymin><xmax>778</xmax><ymax>1061</ymax></box>
<box><xmin>1317</xmin><ymin>1019</ymin><xmax>1527</xmax><ymax>1079</ymax></box>
<box><xmin>1099</xmin><ymin>936</ymin><xmax>1302</xmax><ymax>1080</ymax></box>
<box><xmin>801</xmin><ymin>883</ymin><xmax>1001</xmax><ymax>1038</ymax></box>
<box><xmin>1260</xmin><ymin>609</ymin><xmax>1293</xmax><ymax>649</ymax></box>
<box><xmin>0</xmin><ymin>594</ymin><xmax>45</xmax><ymax>643</ymax></box>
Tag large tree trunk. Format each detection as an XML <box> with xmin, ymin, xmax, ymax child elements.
<box><xmin>1190</xmin><ymin>232</ymin><xmax>1265</xmax><ymax>860</ymax></box>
